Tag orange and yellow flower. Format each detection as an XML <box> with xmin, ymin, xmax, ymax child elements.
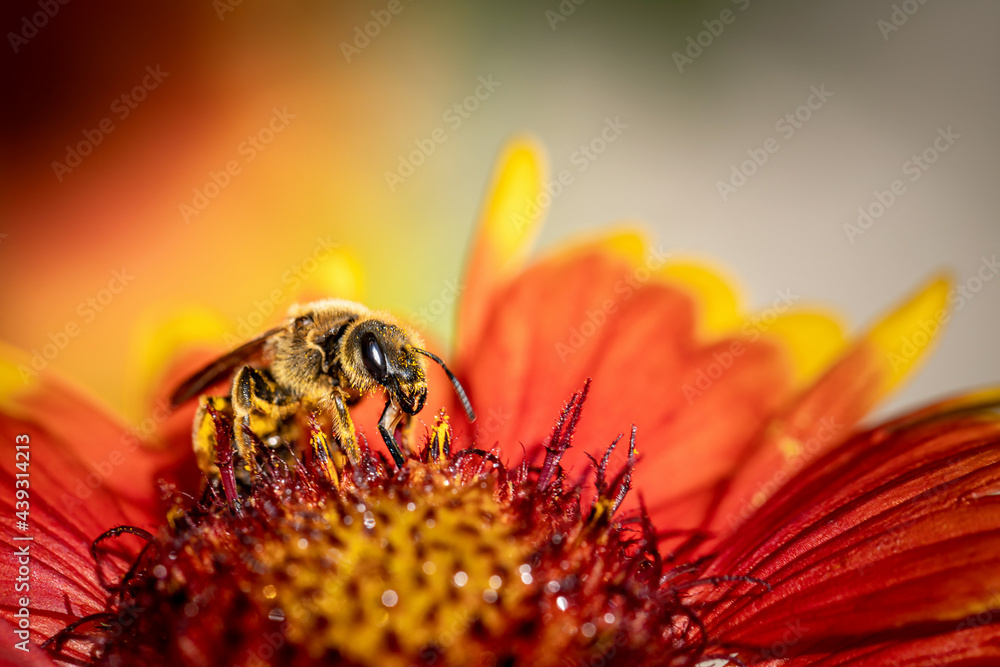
<box><xmin>2</xmin><ymin>139</ymin><xmax>999</xmax><ymax>666</ymax></box>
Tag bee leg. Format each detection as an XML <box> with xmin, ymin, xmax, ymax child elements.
<box><xmin>330</xmin><ymin>389</ymin><xmax>361</xmax><ymax>464</ymax></box>
<box><xmin>377</xmin><ymin>400</ymin><xmax>406</xmax><ymax>469</ymax></box>
<box><xmin>192</xmin><ymin>395</ymin><xmax>233</xmax><ymax>476</ymax></box>
<box><xmin>232</xmin><ymin>365</ymin><xmax>289</xmax><ymax>475</ymax></box>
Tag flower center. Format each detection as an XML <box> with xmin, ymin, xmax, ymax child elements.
<box><xmin>50</xmin><ymin>387</ymin><xmax>710</xmax><ymax>666</ymax></box>
<box><xmin>247</xmin><ymin>462</ymin><xmax>532</xmax><ymax>663</ymax></box>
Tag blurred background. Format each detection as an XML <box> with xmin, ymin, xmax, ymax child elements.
<box><xmin>2</xmin><ymin>0</ymin><xmax>998</xmax><ymax>426</ymax></box>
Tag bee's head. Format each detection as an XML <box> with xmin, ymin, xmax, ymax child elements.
<box><xmin>345</xmin><ymin>320</ymin><xmax>427</xmax><ymax>414</ymax></box>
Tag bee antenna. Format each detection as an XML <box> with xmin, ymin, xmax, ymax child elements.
<box><xmin>414</xmin><ymin>348</ymin><xmax>476</xmax><ymax>423</ymax></box>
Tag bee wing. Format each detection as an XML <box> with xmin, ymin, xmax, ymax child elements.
<box><xmin>169</xmin><ymin>326</ymin><xmax>284</xmax><ymax>407</ymax></box>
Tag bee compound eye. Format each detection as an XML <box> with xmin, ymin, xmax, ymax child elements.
<box><xmin>360</xmin><ymin>331</ymin><xmax>388</xmax><ymax>382</ymax></box>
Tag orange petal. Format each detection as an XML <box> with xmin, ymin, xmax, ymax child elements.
<box><xmin>460</xmin><ymin>236</ymin><xmax>798</xmax><ymax>527</ymax></box>
<box><xmin>657</xmin><ymin>258</ymin><xmax>743</xmax><ymax>339</ymax></box>
<box><xmin>702</xmin><ymin>276</ymin><xmax>952</xmax><ymax>546</ymax></box>
<box><xmin>0</xmin><ymin>345</ymin><xmax>192</xmax><ymax>648</ymax></box>
<box><xmin>457</xmin><ymin>138</ymin><xmax>547</xmax><ymax>366</ymax></box>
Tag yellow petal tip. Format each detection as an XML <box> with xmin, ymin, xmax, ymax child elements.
<box><xmin>0</xmin><ymin>343</ymin><xmax>38</xmax><ymax>409</ymax></box>
<box><xmin>764</xmin><ymin>311</ymin><xmax>848</xmax><ymax>387</ymax></box>
<box><xmin>866</xmin><ymin>274</ymin><xmax>952</xmax><ymax>396</ymax></box>
<box><xmin>126</xmin><ymin>305</ymin><xmax>232</xmax><ymax>415</ymax></box>
<box><xmin>298</xmin><ymin>246</ymin><xmax>366</xmax><ymax>303</ymax></box>
<box><xmin>657</xmin><ymin>257</ymin><xmax>745</xmax><ymax>338</ymax></box>
<box><xmin>479</xmin><ymin>137</ymin><xmax>548</xmax><ymax>271</ymax></box>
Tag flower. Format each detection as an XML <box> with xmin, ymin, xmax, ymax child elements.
<box><xmin>2</xmin><ymin>139</ymin><xmax>999</xmax><ymax>666</ymax></box>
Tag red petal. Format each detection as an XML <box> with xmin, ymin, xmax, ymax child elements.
<box><xmin>696</xmin><ymin>342</ymin><xmax>884</xmax><ymax>550</ymax></box>
<box><xmin>460</xmin><ymin>241</ymin><xmax>795</xmax><ymax>526</ymax></box>
<box><xmin>697</xmin><ymin>395</ymin><xmax>1000</xmax><ymax>658</ymax></box>
<box><xmin>456</xmin><ymin>140</ymin><xmax>547</xmax><ymax>367</ymax></box>
<box><xmin>795</xmin><ymin>623</ymin><xmax>1000</xmax><ymax>665</ymax></box>
<box><xmin>0</xmin><ymin>371</ymin><xmax>178</xmax><ymax>649</ymax></box>
<box><xmin>0</xmin><ymin>619</ymin><xmax>55</xmax><ymax>667</ymax></box>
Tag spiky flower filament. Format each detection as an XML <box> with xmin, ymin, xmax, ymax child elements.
<box><xmin>47</xmin><ymin>383</ymin><xmax>734</xmax><ymax>666</ymax></box>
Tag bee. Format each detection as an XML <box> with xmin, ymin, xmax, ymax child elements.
<box><xmin>170</xmin><ymin>299</ymin><xmax>476</xmax><ymax>475</ymax></box>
